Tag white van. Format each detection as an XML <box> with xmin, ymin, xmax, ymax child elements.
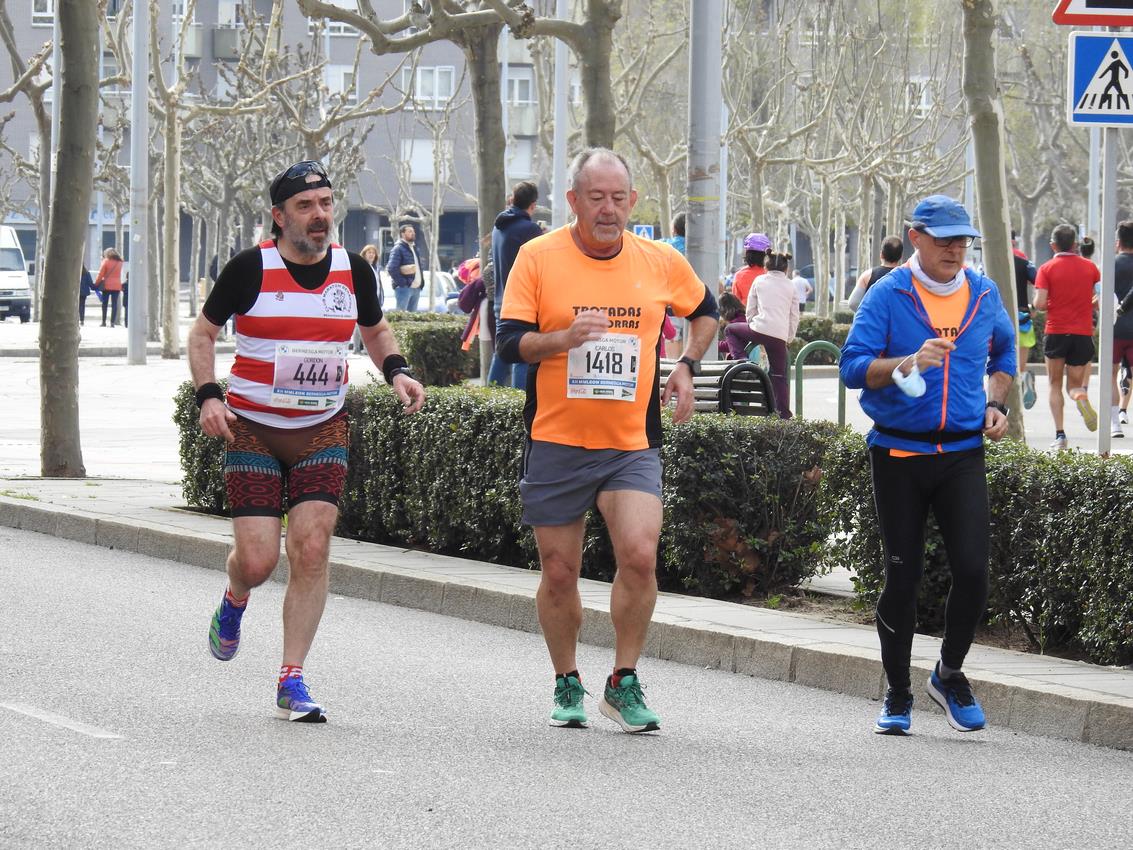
<box><xmin>0</xmin><ymin>225</ymin><xmax>30</xmax><ymax>323</ymax></box>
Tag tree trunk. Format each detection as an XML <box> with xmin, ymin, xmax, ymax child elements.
<box><xmin>33</xmin><ymin>103</ymin><xmax>50</xmax><ymax>319</ymax></box>
<box><xmin>816</xmin><ymin>178</ymin><xmax>831</xmax><ymax>319</ymax></box>
<box><xmin>885</xmin><ymin>178</ymin><xmax>902</xmax><ymax>236</ymax></box>
<box><xmin>750</xmin><ymin>161</ymin><xmax>765</xmax><ymax>233</ymax></box>
<box><xmin>40</xmin><ymin>0</ymin><xmax>99</xmax><ymax>477</ymax></box>
<box><xmin>577</xmin><ymin>0</ymin><xmax>621</xmax><ymax>147</ymax></box>
<box><xmin>858</xmin><ymin>174</ymin><xmax>874</xmax><ymax>278</ymax></box>
<box><xmin>188</xmin><ymin>214</ymin><xmax>199</xmax><ymax>317</ymax></box>
<box><xmin>654</xmin><ymin>162</ymin><xmax>672</xmax><ymax>237</ymax></box>
<box><xmin>161</xmin><ymin>109</ymin><xmax>181</xmax><ymax>358</ymax></box>
<box><xmin>460</xmin><ymin>23</ymin><xmax>507</xmax><ymax>249</ymax></box>
<box><xmin>961</xmin><ymin>0</ymin><xmax>1021</xmax><ymax>439</ymax></box>
<box><xmin>147</xmin><ymin>198</ymin><xmax>160</xmax><ymax>341</ymax></box>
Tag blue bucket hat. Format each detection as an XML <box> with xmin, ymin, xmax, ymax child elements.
<box><xmin>908</xmin><ymin>195</ymin><xmax>981</xmax><ymax>239</ymax></box>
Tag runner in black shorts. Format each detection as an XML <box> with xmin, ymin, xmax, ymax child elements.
<box><xmin>187</xmin><ymin>160</ymin><xmax>425</xmax><ymax>723</ymax></box>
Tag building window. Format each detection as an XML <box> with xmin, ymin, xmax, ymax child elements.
<box><xmin>32</xmin><ymin>0</ymin><xmax>54</xmax><ymax>27</ymax></box>
<box><xmin>401</xmin><ymin>66</ymin><xmax>455</xmax><ymax>111</ymax></box>
<box><xmin>507</xmin><ymin>66</ymin><xmax>535</xmax><ymax>105</ymax></box>
<box><xmin>171</xmin><ymin>0</ymin><xmax>196</xmax><ymax>25</ymax></box>
<box><xmin>308</xmin><ymin>0</ymin><xmax>358</xmax><ymax>37</ymax></box>
<box><xmin>217</xmin><ymin>0</ymin><xmax>246</xmax><ymax>28</ymax></box>
<box><xmin>400</xmin><ymin>138</ymin><xmax>451</xmax><ymax>184</ymax></box>
<box><xmin>326</xmin><ymin>65</ymin><xmax>357</xmax><ymax>104</ymax></box>
<box><xmin>107</xmin><ymin>0</ymin><xmax>123</xmax><ymax>19</ymax></box>
<box><xmin>907</xmin><ymin>77</ymin><xmax>932</xmax><ymax>118</ymax></box>
<box><xmin>506</xmin><ymin>138</ymin><xmax>535</xmax><ymax>178</ymax></box>
<box><xmin>101</xmin><ymin>53</ymin><xmax>124</xmax><ymax>93</ymax></box>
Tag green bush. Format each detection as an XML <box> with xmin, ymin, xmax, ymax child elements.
<box><xmin>175</xmin><ymin>381</ymin><xmax>835</xmax><ymax>598</ymax></box>
<box><xmin>174</xmin><ymin>380</ymin><xmax>228</xmax><ymax>515</ymax></box>
<box><xmin>386</xmin><ymin>312</ymin><xmax>478</xmax><ymax>385</ymax></box>
<box><xmin>789</xmin><ymin>315</ymin><xmax>850</xmax><ymax>364</ymax></box>
<box><xmin>819</xmin><ymin>430</ymin><xmax>1133</xmax><ymax>665</ymax></box>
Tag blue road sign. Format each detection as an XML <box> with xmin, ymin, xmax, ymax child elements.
<box><xmin>1068</xmin><ymin>32</ymin><xmax>1133</xmax><ymax>126</ymax></box>
<box><xmin>632</xmin><ymin>224</ymin><xmax>655</xmax><ymax>239</ymax></box>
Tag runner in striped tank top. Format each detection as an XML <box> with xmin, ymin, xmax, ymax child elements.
<box><xmin>187</xmin><ymin>160</ymin><xmax>425</xmax><ymax>723</ymax></box>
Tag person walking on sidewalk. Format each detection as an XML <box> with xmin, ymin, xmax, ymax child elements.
<box><xmin>496</xmin><ymin>147</ymin><xmax>719</xmax><ymax>733</ymax></box>
<box><xmin>95</xmin><ymin>247</ymin><xmax>124</xmax><ymax>327</ymax></box>
<box><xmin>1011</xmin><ymin>231</ymin><xmax>1039</xmax><ymax>410</ymax></box>
<box><xmin>1110</xmin><ymin>221</ymin><xmax>1133</xmax><ymax>438</ymax></box>
<box><xmin>848</xmin><ymin>235</ymin><xmax>904</xmax><ymax>312</ymax></box>
<box><xmin>487</xmin><ymin>180</ymin><xmax>543</xmax><ymax>388</ymax></box>
<box><xmin>1034</xmin><ymin>224</ymin><xmax>1101</xmax><ymax>450</ymax></box>
<box><xmin>187</xmin><ymin>160</ymin><xmax>425</xmax><ymax>723</ymax></box>
<box><xmin>840</xmin><ymin>194</ymin><xmax>1015</xmax><ymax>737</ymax></box>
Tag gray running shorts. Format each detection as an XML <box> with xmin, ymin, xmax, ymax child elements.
<box><xmin>519</xmin><ymin>440</ymin><xmax>662</xmax><ymax>527</ymax></box>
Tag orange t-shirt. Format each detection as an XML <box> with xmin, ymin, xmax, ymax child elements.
<box><xmin>889</xmin><ymin>279</ymin><xmax>971</xmax><ymax>458</ymax></box>
<box><xmin>501</xmin><ymin>227</ymin><xmax>708</xmax><ymax>450</ymax></box>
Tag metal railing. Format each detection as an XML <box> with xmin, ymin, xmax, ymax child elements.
<box><xmin>793</xmin><ymin>340</ymin><xmax>845</xmax><ymax>425</ymax></box>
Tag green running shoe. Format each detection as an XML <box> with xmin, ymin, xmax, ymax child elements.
<box><xmin>599</xmin><ymin>673</ymin><xmax>660</xmax><ymax>733</ymax></box>
<box><xmin>550</xmin><ymin>674</ymin><xmax>588</xmax><ymax>728</ymax></box>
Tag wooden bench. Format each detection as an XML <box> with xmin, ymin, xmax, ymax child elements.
<box><xmin>658</xmin><ymin>358</ymin><xmax>777</xmax><ymax>416</ymax></box>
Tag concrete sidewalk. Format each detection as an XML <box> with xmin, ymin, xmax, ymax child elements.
<box><xmin>4</xmin><ymin>476</ymin><xmax>1132</xmax><ymax>751</ymax></box>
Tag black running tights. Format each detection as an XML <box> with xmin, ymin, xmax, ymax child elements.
<box><xmin>868</xmin><ymin>446</ymin><xmax>990</xmax><ymax>691</ymax></box>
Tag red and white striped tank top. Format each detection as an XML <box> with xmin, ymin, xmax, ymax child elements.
<box><xmin>227</xmin><ymin>241</ymin><xmax>357</xmax><ymax>429</ymax></box>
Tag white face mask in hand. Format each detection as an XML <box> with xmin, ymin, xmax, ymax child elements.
<box><xmin>892</xmin><ymin>358</ymin><xmax>926</xmax><ymax>398</ymax></box>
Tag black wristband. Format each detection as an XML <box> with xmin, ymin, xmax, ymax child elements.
<box><xmin>194</xmin><ymin>382</ymin><xmax>224</xmax><ymax>408</ymax></box>
<box><xmin>986</xmin><ymin>400</ymin><xmax>1009</xmax><ymax>417</ymax></box>
<box><xmin>382</xmin><ymin>354</ymin><xmax>409</xmax><ymax>385</ymax></box>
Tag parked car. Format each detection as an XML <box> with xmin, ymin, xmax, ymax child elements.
<box><xmin>0</xmin><ymin>225</ymin><xmax>31</xmax><ymax>323</ymax></box>
<box><xmin>379</xmin><ymin>269</ymin><xmax>461</xmax><ymax>313</ymax></box>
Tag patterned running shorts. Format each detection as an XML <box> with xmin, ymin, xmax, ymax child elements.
<box><xmin>224</xmin><ymin>413</ymin><xmax>349</xmax><ymax>518</ymax></box>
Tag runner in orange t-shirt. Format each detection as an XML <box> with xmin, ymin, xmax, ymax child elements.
<box><xmin>497</xmin><ymin>147</ymin><xmax>719</xmax><ymax>733</ymax></box>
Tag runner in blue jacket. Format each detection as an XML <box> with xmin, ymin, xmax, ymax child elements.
<box><xmin>840</xmin><ymin>194</ymin><xmax>1015</xmax><ymax>737</ymax></box>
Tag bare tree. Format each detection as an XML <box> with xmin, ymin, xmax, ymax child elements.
<box><xmin>40</xmin><ymin>0</ymin><xmax>99</xmax><ymax>476</ymax></box>
<box><xmin>962</xmin><ymin>0</ymin><xmax>1020</xmax><ymax>437</ymax></box>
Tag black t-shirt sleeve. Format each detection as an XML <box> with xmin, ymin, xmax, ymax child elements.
<box><xmin>202</xmin><ymin>247</ymin><xmax>264</xmax><ymax>325</ymax></box>
<box><xmin>348</xmin><ymin>251</ymin><xmax>382</xmax><ymax>326</ymax></box>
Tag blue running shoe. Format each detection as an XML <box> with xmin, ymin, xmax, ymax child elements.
<box><xmin>275</xmin><ymin>677</ymin><xmax>327</xmax><ymax>723</ymax></box>
<box><xmin>874</xmin><ymin>687</ymin><xmax>913</xmax><ymax>735</ymax></box>
<box><xmin>926</xmin><ymin>665</ymin><xmax>985</xmax><ymax>732</ymax></box>
<box><xmin>208</xmin><ymin>596</ymin><xmax>244</xmax><ymax>661</ymax></box>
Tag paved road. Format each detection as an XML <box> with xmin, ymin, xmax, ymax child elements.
<box><xmin>3</xmin><ymin>529</ymin><xmax>1132</xmax><ymax>849</ymax></box>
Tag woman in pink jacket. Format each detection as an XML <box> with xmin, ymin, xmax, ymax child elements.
<box><xmin>723</xmin><ymin>248</ymin><xmax>800</xmax><ymax>417</ymax></box>
<box><xmin>95</xmin><ymin>247</ymin><xmax>124</xmax><ymax>327</ymax></box>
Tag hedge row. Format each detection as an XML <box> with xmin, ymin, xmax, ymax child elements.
<box><xmin>176</xmin><ymin>378</ymin><xmax>1133</xmax><ymax>665</ymax></box>
<box><xmin>386</xmin><ymin>312</ymin><xmax>478</xmax><ymax>386</ymax></box>
<box><xmin>176</xmin><ymin>381</ymin><xmax>838</xmax><ymax>598</ymax></box>
<box><xmin>820</xmin><ymin>430</ymin><xmax>1133</xmax><ymax>665</ymax></box>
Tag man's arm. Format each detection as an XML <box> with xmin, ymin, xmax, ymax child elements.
<box><xmin>359</xmin><ymin>319</ymin><xmax>426</xmax><ymax>414</ymax></box>
<box><xmin>1033</xmin><ymin>289</ymin><xmax>1048</xmax><ymax>311</ymax></box>
<box><xmin>187</xmin><ymin>313</ymin><xmax>236</xmax><ymax>442</ymax></box>
<box><xmin>660</xmin><ymin>314</ymin><xmax>717</xmax><ymax>424</ymax></box>
<box><xmin>513</xmin><ymin>310</ymin><xmax>611</xmax><ymax>362</ymax></box>
<box><xmin>984</xmin><ymin>370</ymin><xmax>1012</xmax><ymax>440</ymax></box>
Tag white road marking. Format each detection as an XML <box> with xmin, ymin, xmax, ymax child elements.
<box><xmin>0</xmin><ymin>702</ymin><xmax>123</xmax><ymax>739</ymax></box>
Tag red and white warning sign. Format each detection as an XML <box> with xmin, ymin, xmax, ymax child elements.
<box><xmin>1054</xmin><ymin>1</ymin><xmax>1133</xmax><ymax>26</ymax></box>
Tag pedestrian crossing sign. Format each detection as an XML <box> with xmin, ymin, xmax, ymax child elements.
<box><xmin>632</xmin><ymin>224</ymin><xmax>654</xmax><ymax>239</ymax></box>
<box><xmin>1068</xmin><ymin>32</ymin><xmax>1133</xmax><ymax>126</ymax></box>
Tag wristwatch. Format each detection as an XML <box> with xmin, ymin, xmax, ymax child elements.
<box><xmin>986</xmin><ymin>400</ymin><xmax>1009</xmax><ymax>416</ymax></box>
<box><xmin>677</xmin><ymin>355</ymin><xmax>702</xmax><ymax>376</ymax></box>
<box><xmin>390</xmin><ymin>367</ymin><xmax>415</xmax><ymax>382</ymax></box>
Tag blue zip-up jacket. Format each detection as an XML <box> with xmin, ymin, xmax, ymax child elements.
<box><xmin>840</xmin><ymin>265</ymin><xmax>1016</xmax><ymax>454</ymax></box>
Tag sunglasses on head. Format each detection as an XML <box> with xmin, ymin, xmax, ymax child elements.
<box><xmin>270</xmin><ymin>160</ymin><xmax>329</xmax><ymax>198</ymax></box>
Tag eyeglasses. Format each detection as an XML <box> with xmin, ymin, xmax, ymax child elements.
<box><xmin>270</xmin><ymin>160</ymin><xmax>328</xmax><ymax>198</ymax></box>
<box><xmin>915</xmin><ymin>229</ymin><xmax>974</xmax><ymax>249</ymax></box>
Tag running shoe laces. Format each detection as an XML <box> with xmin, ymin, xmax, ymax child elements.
<box><xmin>281</xmin><ymin>677</ymin><xmax>314</xmax><ymax>704</ymax></box>
<box><xmin>553</xmin><ymin>677</ymin><xmax>588</xmax><ymax>708</ymax></box>
<box><xmin>941</xmin><ymin>672</ymin><xmax>976</xmax><ymax>707</ymax></box>
<box><xmin>883</xmin><ymin>688</ymin><xmax>913</xmax><ymax>717</ymax></box>
<box><xmin>615</xmin><ymin>677</ymin><xmax>647</xmax><ymax>708</ymax></box>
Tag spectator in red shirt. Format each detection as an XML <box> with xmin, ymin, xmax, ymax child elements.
<box><xmin>731</xmin><ymin>232</ymin><xmax>770</xmax><ymax>305</ymax></box>
<box><xmin>1034</xmin><ymin>224</ymin><xmax>1101</xmax><ymax>449</ymax></box>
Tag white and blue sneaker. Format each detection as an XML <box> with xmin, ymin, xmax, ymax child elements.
<box><xmin>1021</xmin><ymin>370</ymin><xmax>1037</xmax><ymax>410</ymax></box>
<box><xmin>874</xmin><ymin>688</ymin><xmax>913</xmax><ymax>735</ymax></box>
<box><xmin>275</xmin><ymin>677</ymin><xmax>327</xmax><ymax>723</ymax></box>
<box><xmin>926</xmin><ymin>664</ymin><xmax>985</xmax><ymax>732</ymax></box>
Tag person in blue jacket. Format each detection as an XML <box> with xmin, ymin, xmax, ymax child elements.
<box><xmin>840</xmin><ymin>195</ymin><xmax>1015</xmax><ymax>738</ymax></box>
<box><xmin>488</xmin><ymin>181</ymin><xmax>543</xmax><ymax>388</ymax></box>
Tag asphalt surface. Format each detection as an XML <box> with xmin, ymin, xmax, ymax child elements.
<box><xmin>3</xmin><ymin>528</ymin><xmax>1133</xmax><ymax>849</ymax></box>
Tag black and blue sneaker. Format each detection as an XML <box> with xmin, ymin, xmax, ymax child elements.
<box><xmin>275</xmin><ymin>676</ymin><xmax>327</xmax><ymax>723</ymax></box>
<box><xmin>874</xmin><ymin>687</ymin><xmax>913</xmax><ymax>735</ymax></box>
<box><xmin>926</xmin><ymin>664</ymin><xmax>985</xmax><ymax>732</ymax></box>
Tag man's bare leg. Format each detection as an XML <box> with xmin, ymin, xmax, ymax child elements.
<box><xmin>280</xmin><ymin>500</ymin><xmax>338</xmax><ymax>668</ymax></box>
<box><xmin>533</xmin><ymin>518</ymin><xmax>586</xmax><ymax>675</ymax></box>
